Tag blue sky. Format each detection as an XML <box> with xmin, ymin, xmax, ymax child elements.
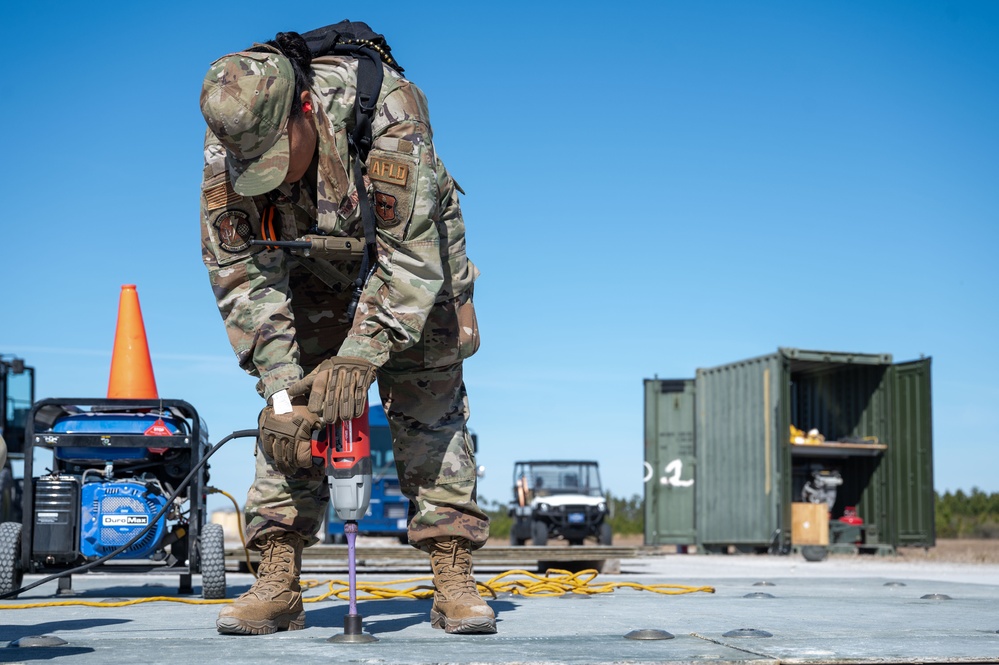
<box><xmin>1</xmin><ymin>1</ymin><xmax>996</xmax><ymax>516</ymax></box>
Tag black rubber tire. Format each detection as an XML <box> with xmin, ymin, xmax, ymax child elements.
<box><xmin>598</xmin><ymin>522</ymin><xmax>613</xmax><ymax>545</ymax></box>
<box><xmin>0</xmin><ymin>522</ymin><xmax>24</xmax><ymax>598</ymax></box>
<box><xmin>801</xmin><ymin>545</ymin><xmax>829</xmax><ymax>562</ymax></box>
<box><xmin>0</xmin><ymin>467</ymin><xmax>15</xmax><ymax>522</ymax></box>
<box><xmin>510</xmin><ymin>520</ymin><xmax>527</xmax><ymax>546</ymax></box>
<box><xmin>531</xmin><ymin>520</ymin><xmax>548</xmax><ymax>547</ymax></box>
<box><xmin>198</xmin><ymin>522</ymin><xmax>227</xmax><ymax>599</ymax></box>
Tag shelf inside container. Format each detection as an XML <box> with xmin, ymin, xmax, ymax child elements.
<box><xmin>790</xmin><ymin>441</ymin><xmax>887</xmax><ymax>458</ymax></box>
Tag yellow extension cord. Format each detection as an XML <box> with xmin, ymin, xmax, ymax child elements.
<box><xmin>0</xmin><ymin>570</ymin><xmax>714</xmax><ymax>609</ymax></box>
<box><xmin>0</xmin><ymin>487</ymin><xmax>715</xmax><ymax>609</ymax></box>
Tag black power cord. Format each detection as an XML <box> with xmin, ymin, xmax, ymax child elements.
<box><xmin>0</xmin><ymin>429</ymin><xmax>258</xmax><ymax>600</ymax></box>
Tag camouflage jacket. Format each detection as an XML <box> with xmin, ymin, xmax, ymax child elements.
<box><xmin>200</xmin><ymin>56</ymin><xmax>478</xmax><ymax>399</ymax></box>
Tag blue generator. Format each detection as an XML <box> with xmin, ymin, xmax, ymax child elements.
<box><xmin>0</xmin><ymin>398</ymin><xmax>227</xmax><ymax>599</ymax></box>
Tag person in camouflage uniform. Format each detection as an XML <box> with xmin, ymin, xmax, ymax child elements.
<box><xmin>199</xmin><ymin>27</ymin><xmax>494</xmax><ymax>635</ymax></box>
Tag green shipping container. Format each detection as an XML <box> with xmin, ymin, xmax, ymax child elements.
<box><xmin>644</xmin><ymin>348</ymin><xmax>934</xmax><ymax>553</ymax></box>
<box><xmin>643</xmin><ymin>379</ymin><xmax>697</xmax><ymax>545</ymax></box>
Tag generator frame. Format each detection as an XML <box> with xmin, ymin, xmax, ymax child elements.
<box><xmin>18</xmin><ymin>397</ymin><xmax>216</xmax><ymax>595</ymax></box>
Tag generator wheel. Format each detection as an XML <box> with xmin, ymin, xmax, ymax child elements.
<box><xmin>0</xmin><ymin>522</ymin><xmax>24</xmax><ymax>598</ymax></box>
<box><xmin>198</xmin><ymin>522</ymin><xmax>227</xmax><ymax>599</ymax></box>
<box><xmin>531</xmin><ymin>520</ymin><xmax>548</xmax><ymax>547</ymax></box>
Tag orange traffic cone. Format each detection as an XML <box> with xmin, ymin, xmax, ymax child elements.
<box><xmin>107</xmin><ymin>284</ymin><xmax>159</xmax><ymax>399</ymax></box>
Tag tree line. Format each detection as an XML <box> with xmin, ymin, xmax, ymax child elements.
<box><xmin>483</xmin><ymin>490</ymin><xmax>999</xmax><ymax>540</ymax></box>
<box><xmin>936</xmin><ymin>488</ymin><xmax>999</xmax><ymax>538</ymax></box>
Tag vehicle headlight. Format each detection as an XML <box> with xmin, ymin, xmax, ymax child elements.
<box><xmin>538</xmin><ymin>503</ymin><xmax>550</xmax><ymax>512</ymax></box>
<box><xmin>597</xmin><ymin>502</ymin><xmax>607</xmax><ymax>514</ymax></box>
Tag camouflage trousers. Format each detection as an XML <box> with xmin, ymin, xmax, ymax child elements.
<box><xmin>243</xmin><ymin>269</ymin><xmax>489</xmax><ymax>551</ymax></box>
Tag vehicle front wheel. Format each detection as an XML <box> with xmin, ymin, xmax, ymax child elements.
<box><xmin>509</xmin><ymin>519</ymin><xmax>530</xmax><ymax>546</ymax></box>
<box><xmin>531</xmin><ymin>520</ymin><xmax>548</xmax><ymax>546</ymax></box>
<box><xmin>598</xmin><ymin>522</ymin><xmax>613</xmax><ymax>545</ymax></box>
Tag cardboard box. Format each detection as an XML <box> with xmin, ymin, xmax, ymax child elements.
<box><xmin>791</xmin><ymin>502</ymin><xmax>829</xmax><ymax>545</ymax></box>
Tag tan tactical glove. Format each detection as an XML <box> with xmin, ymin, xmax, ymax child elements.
<box><xmin>289</xmin><ymin>356</ymin><xmax>377</xmax><ymax>423</ymax></box>
<box><xmin>258</xmin><ymin>398</ymin><xmax>321</xmax><ymax>476</ymax></box>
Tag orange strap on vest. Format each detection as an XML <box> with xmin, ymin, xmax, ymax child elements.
<box><xmin>260</xmin><ymin>205</ymin><xmax>279</xmax><ymax>248</ymax></box>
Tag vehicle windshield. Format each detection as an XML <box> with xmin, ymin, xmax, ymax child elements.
<box><xmin>518</xmin><ymin>462</ymin><xmax>602</xmax><ymax>497</ymax></box>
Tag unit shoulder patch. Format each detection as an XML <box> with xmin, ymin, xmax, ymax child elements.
<box><xmin>214</xmin><ymin>210</ymin><xmax>254</xmax><ymax>253</ymax></box>
<box><xmin>369</xmin><ymin>157</ymin><xmax>409</xmax><ymax>187</ymax></box>
<box><xmin>374</xmin><ymin>191</ymin><xmax>400</xmax><ymax>226</ymax></box>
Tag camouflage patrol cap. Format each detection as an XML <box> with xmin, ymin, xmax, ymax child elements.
<box><xmin>200</xmin><ymin>51</ymin><xmax>295</xmax><ymax>196</ymax></box>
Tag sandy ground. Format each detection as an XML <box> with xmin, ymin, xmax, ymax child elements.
<box><xmin>894</xmin><ymin>538</ymin><xmax>999</xmax><ymax>564</ymax></box>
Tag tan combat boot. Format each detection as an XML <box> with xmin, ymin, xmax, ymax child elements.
<box><xmin>216</xmin><ymin>532</ymin><xmax>306</xmax><ymax>635</ymax></box>
<box><xmin>428</xmin><ymin>537</ymin><xmax>496</xmax><ymax>634</ymax></box>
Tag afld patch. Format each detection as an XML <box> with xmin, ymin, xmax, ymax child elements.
<box><xmin>214</xmin><ymin>210</ymin><xmax>254</xmax><ymax>253</ymax></box>
<box><xmin>374</xmin><ymin>191</ymin><xmax>399</xmax><ymax>225</ymax></box>
<box><xmin>369</xmin><ymin>157</ymin><xmax>409</xmax><ymax>186</ymax></box>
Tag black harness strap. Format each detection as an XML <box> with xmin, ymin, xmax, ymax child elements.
<box><xmin>339</xmin><ymin>46</ymin><xmax>383</xmax><ymax>321</ymax></box>
<box><xmin>300</xmin><ymin>23</ymin><xmax>401</xmax><ymax>320</ymax></box>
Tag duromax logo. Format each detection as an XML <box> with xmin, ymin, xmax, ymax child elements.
<box><xmin>102</xmin><ymin>515</ymin><xmax>149</xmax><ymax>526</ymax></box>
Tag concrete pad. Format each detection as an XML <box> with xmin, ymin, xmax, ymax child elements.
<box><xmin>2</xmin><ymin>553</ymin><xmax>998</xmax><ymax>664</ymax></box>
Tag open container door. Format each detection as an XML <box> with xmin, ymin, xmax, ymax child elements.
<box><xmin>890</xmin><ymin>357</ymin><xmax>935</xmax><ymax>547</ymax></box>
<box><xmin>695</xmin><ymin>354</ymin><xmax>783</xmax><ymax>552</ymax></box>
